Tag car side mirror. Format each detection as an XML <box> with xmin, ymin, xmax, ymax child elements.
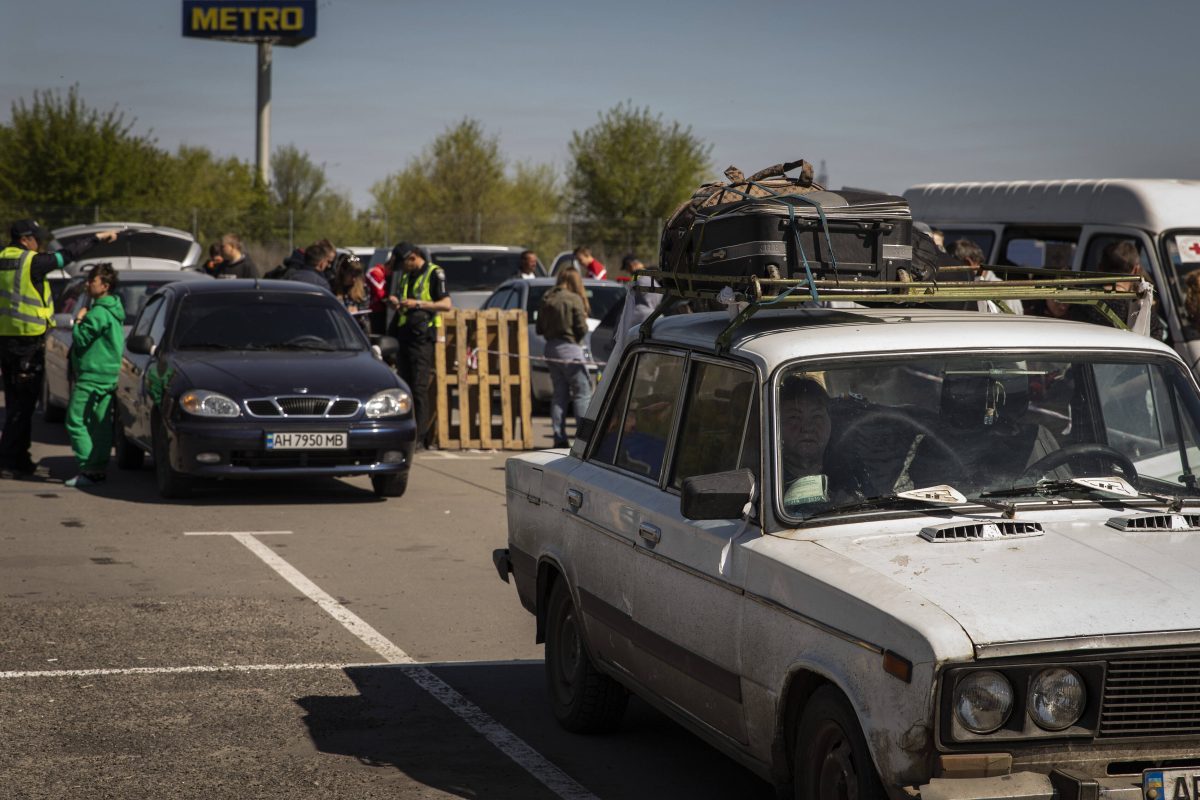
<box><xmin>127</xmin><ymin>334</ymin><xmax>154</xmax><ymax>355</ymax></box>
<box><xmin>680</xmin><ymin>468</ymin><xmax>756</xmax><ymax>520</ymax></box>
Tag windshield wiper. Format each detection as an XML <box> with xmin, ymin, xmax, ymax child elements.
<box><xmin>979</xmin><ymin>477</ymin><xmax>1187</xmax><ymax>511</ymax></box>
<box><xmin>179</xmin><ymin>342</ymin><xmax>236</xmax><ymax>350</ymax></box>
<box><xmin>271</xmin><ymin>342</ymin><xmax>336</xmax><ymax>351</ymax></box>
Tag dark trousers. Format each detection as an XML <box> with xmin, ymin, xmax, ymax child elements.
<box><xmin>0</xmin><ymin>336</ymin><xmax>44</xmax><ymax>470</ymax></box>
<box><xmin>396</xmin><ymin>337</ymin><xmax>435</xmax><ymax>446</ymax></box>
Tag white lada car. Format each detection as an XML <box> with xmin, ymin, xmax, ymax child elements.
<box><xmin>495</xmin><ymin>305</ymin><xmax>1200</xmax><ymax>800</ymax></box>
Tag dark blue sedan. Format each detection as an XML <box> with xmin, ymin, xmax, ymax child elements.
<box><xmin>115</xmin><ymin>280</ymin><xmax>414</xmax><ymax>499</ymax></box>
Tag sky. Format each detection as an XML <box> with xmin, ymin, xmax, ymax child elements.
<box><xmin>4</xmin><ymin>0</ymin><xmax>1200</xmax><ymax>211</ymax></box>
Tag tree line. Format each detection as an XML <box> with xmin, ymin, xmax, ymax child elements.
<box><xmin>0</xmin><ymin>88</ymin><xmax>711</xmax><ymax>265</ymax></box>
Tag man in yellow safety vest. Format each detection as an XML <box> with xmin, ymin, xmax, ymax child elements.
<box><xmin>1</xmin><ymin>219</ymin><xmax>118</xmax><ymax>478</ymax></box>
<box><xmin>386</xmin><ymin>242</ymin><xmax>451</xmax><ymax>449</ymax></box>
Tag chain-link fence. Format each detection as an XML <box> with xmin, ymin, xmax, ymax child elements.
<box><xmin>1</xmin><ymin>205</ymin><xmax>669</xmax><ymax>276</ymax></box>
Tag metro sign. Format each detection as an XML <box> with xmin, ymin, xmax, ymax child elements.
<box><xmin>182</xmin><ymin>1</ymin><xmax>316</xmax><ymax>45</ymax></box>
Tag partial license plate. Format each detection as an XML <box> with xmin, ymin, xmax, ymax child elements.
<box><xmin>1145</xmin><ymin>769</ymin><xmax>1200</xmax><ymax>800</ymax></box>
<box><xmin>265</xmin><ymin>432</ymin><xmax>347</xmax><ymax>450</ymax></box>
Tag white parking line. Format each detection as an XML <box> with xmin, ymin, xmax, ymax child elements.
<box><xmin>185</xmin><ymin>530</ymin><xmax>597</xmax><ymax>800</ymax></box>
<box><xmin>0</xmin><ymin>662</ymin><xmax>363</xmax><ymax>679</ymax></box>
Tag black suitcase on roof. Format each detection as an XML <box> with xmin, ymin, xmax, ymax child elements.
<box><xmin>660</xmin><ymin>161</ymin><xmax>915</xmax><ymax>294</ymax></box>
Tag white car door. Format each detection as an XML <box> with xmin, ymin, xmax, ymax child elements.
<box><xmin>571</xmin><ymin>349</ymin><xmax>759</xmax><ymax>744</ymax></box>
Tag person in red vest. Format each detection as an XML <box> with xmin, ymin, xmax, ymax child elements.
<box><xmin>366</xmin><ymin>251</ymin><xmax>395</xmax><ymax>336</ymax></box>
<box><xmin>573</xmin><ymin>246</ymin><xmax>607</xmax><ymax>280</ymax></box>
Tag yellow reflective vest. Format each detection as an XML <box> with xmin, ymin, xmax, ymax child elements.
<box><xmin>395</xmin><ymin>262</ymin><xmax>444</xmax><ymax>330</ymax></box>
<box><xmin>0</xmin><ymin>246</ymin><xmax>53</xmax><ymax>336</ymax></box>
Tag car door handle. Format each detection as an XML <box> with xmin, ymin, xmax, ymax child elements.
<box><xmin>638</xmin><ymin>522</ymin><xmax>661</xmax><ymax>545</ymax></box>
<box><xmin>566</xmin><ymin>488</ymin><xmax>583</xmax><ymax>510</ymax></box>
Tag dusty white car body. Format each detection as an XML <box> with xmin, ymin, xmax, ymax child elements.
<box><xmin>496</xmin><ymin>307</ymin><xmax>1200</xmax><ymax>799</ymax></box>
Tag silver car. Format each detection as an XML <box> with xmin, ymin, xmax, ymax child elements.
<box><xmin>480</xmin><ymin>277</ymin><xmax>626</xmax><ymax>403</ymax></box>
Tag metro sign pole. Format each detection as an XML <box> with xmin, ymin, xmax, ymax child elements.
<box><xmin>182</xmin><ymin>1</ymin><xmax>317</xmax><ymax>187</ymax></box>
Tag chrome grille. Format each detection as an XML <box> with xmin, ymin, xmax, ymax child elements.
<box><xmin>245</xmin><ymin>396</ymin><xmax>360</xmax><ymax>418</ymax></box>
<box><xmin>1100</xmin><ymin>652</ymin><xmax>1200</xmax><ymax>738</ymax></box>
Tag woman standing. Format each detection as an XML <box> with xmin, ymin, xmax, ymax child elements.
<box><xmin>332</xmin><ymin>254</ymin><xmax>370</xmax><ymax>333</ymax></box>
<box><xmin>536</xmin><ymin>267</ymin><xmax>592</xmax><ymax>448</ymax></box>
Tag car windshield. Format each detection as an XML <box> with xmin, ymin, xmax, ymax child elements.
<box><xmin>430</xmin><ymin>250</ymin><xmax>523</xmax><ymax>292</ymax></box>
<box><xmin>56</xmin><ymin>231</ymin><xmax>193</xmax><ymax>263</ymax></box>
<box><xmin>776</xmin><ymin>353</ymin><xmax>1200</xmax><ymax>520</ymax></box>
<box><xmin>528</xmin><ymin>285</ymin><xmax>626</xmax><ymax>322</ymax></box>
<box><xmin>173</xmin><ymin>293</ymin><xmax>366</xmax><ymax>351</ymax></box>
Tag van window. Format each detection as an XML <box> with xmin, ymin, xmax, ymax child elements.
<box><xmin>1083</xmin><ymin>235</ymin><xmax>1151</xmax><ymax>274</ymax></box>
<box><xmin>1001</xmin><ymin>227</ymin><xmax>1080</xmax><ymax>269</ymax></box>
<box><xmin>942</xmin><ymin>231</ymin><xmax>995</xmax><ymax>262</ymax></box>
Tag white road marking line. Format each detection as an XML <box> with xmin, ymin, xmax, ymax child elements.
<box><xmin>0</xmin><ymin>662</ymin><xmax>365</xmax><ymax>679</ymax></box>
<box><xmin>186</xmin><ymin>530</ymin><xmax>597</xmax><ymax>800</ymax></box>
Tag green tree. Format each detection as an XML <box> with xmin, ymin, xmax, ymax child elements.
<box><xmin>370</xmin><ymin>118</ymin><xmax>561</xmax><ymax>252</ymax></box>
<box><xmin>0</xmin><ymin>85</ymin><xmax>169</xmax><ymax>226</ymax></box>
<box><xmin>567</xmin><ymin>101</ymin><xmax>711</xmax><ymax>260</ymax></box>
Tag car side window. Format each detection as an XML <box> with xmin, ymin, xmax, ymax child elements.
<box><xmin>1001</xmin><ymin>227</ymin><xmax>1080</xmax><ymax>268</ymax></box>
<box><xmin>131</xmin><ymin>296</ymin><xmax>164</xmax><ymax>339</ymax></box>
<box><xmin>148</xmin><ymin>299</ymin><xmax>170</xmax><ymax>347</ymax></box>
<box><xmin>484</xmin><ymin>288</ymin><xmax>513</xmax><ymax>311</ymax></box>
<box><xmin>1083</xmin><ymin>234</ymin><xmax>1151</xmax><ymax>274</ymax></box>
<box><xmin>591</xmin><ymin>351</ymin><xmax>685</xmax><ymax>482</ymax></box>
<box><xmin>670</xmin><ymin>362</ymin><xmax>758</xmax><ymax>489</ymax></box>
<box><xmin>56</xmin><ymin>279</ymin><xmax>87</xmax><ymax>315</ymax></box>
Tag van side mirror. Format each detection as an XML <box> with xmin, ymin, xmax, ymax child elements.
<box><xmin>681</xmin><ymin>468</ymin><xmax>756</xmax><ymax>520</ymax></box>
<box><xmin>127</xmin><ymin>334</ymin><xmax>154</xmax><ymax>355</ymax></box>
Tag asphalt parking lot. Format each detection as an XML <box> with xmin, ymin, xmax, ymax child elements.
<box><xmin>0</xmin><ymin>408</ymin><xmax>773</xmax><ymax>799</ymax></box>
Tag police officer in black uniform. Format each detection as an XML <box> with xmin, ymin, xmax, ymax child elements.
<box><xmin>0</xmin><ymin>220</ymin><xmax>118</xmax><ymax>478</ymax></box>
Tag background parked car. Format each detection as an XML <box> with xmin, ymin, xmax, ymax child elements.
<box><xmin>416</xmin><ymin>244</ymin><xmax>546</xmax><ymax>309</ymax></box>
<box><xmin>114</xmin><ymin>279</ymin><xmax>413</xmax><ymax>499</ymax></box>
<box><xmin>480</xmin><ymin>277</ymin><xmax>625</xmax><ymax>403</ymax></box>
<box><xmin>42</xmin><ymin>269</ymin><xmax>214</xmax><ymax>422</ymax></box>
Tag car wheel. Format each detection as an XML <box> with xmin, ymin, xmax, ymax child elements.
<box><xmin>793</xmin><ymin>686</ymin><xmax>884</xmax><ymax>800</ymax></box>
<box><xmin>371</xmin><ymin>471</ymin><xmax>409</xmax><ymax>498</ymax></box>
<box><xmin>114</xmin><ymin>418</ymin><xmax>144</xmax><ymax>470</ymax></box>
<box><xmin>544</xmin><ymin>579</ymin><xmax>628</xmax><ymax>733</ymax></box>
<box><xmin>153</xmin><ymin>422</ymin><xmax>192</xmax><ymax>499</ymax></box>
<box><xmin>41</xmin><ymin>378</ymin><xmax>65</xmax><ymax>423</ymax></box>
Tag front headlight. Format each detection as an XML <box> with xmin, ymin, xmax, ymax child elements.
<box><xmin>1028</xmin><ymin>668</ymin><xmax>1086</xmax><ymax>730</ymax></box>
<box><xmin>365</xmin><ymin>388</ymin><xmax>412</xmax><ymax>418</ymax></box>
<box><xmin>179</xmin><ymin>390</ymin><xmax>240</xmax><ymax>417</ymax></box>
<box><xmin>954</xmin><ymin>670</ymin><xmax>1013</xmax><ymax>734</ymax></box>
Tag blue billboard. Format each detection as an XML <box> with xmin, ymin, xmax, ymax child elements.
<box><xmin>182</xmin><ymin>1</ymin><xmax>316</xmax><ymax>45</ymax></box>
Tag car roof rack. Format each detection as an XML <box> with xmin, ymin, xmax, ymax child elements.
<box><xmin>636</xmin><ymin>264</ymin><xmax>1154</xmax><ymax>353</ymax></box>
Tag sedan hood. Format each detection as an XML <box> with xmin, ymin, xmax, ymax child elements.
<box><xmin>174</xmin><ymin>350</ymin><xmax>400</xmax><ymax>398</ymax></box>
<box><xmin>812</xmin><ymin>513</ymin><xmax>1200</xmax><ymax>647</ymax></box>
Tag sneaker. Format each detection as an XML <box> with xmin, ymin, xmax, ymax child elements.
<box><xmin>65</xmin><ymin>473</ymin><xmax>105</xmax><ymax>488</ymax></box>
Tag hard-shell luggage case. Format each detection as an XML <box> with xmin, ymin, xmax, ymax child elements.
<box><xmin>659</xmin><ymin>160</ymin><xmax>915</xmax><ymax>295</ymax></box>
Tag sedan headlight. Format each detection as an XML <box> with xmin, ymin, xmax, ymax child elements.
<box><xmin>1028</xmin><ymin>668</ymin><xmax>1086</xmax><ymax>731</ymax></box>
<box><xmin>365</xmin><ymin>388</ymin><xmax>412</xmax><ymax>418</ymax></box>
<box><xmin>954</xmin><ymin>670</ymin><xmax>1013</xmax><ymax>734</ymax></box>
<box><xmin>179</xmin><ymin>390</ymin><xmax>240</xmax><ymax>418</ymax></box>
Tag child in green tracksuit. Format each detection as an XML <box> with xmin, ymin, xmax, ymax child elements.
<box><xmin>64</xmin><ymin>263</ymin><xmax>126</xmax><ymax>487</ymax></box>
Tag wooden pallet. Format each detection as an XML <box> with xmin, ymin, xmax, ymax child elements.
<box><xmin>433</xmin><ymin>309</ymin><xmax>534</xmax><ymax>450</ymax></box>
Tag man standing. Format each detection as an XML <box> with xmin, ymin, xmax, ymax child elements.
<box><xmin>0</xmin><ymin>219</ymin><xmax>118</xmax><ymax>478</ymax></box>
<box><xmin>387</xmin><ymin>243</ymin><xmax>451</xmax><ymax>448</ymax></box>
<box><xmin>283</xmin><ymin>239</ymin><xmax>335</xmax><ymax>289</ymax></box>
<box><xmin>608</xmin><ymin>254</ymin><xmax>661</xmax><ymax>364</ymax></box>
<box><xmin>573</xmin><ymin>246</ymin><xmax>607</xmax><ymax>280</ymax></box>
<box><xmin>216</xmin><ymin>233</ymin><xmax>258</xmax><ymax>278</ymax></box>
<box><xmin>951</xmin><ymin>239</ymin><xmax>1022</xmax><ymax>316</ymax></box>
<box><xmin>514</xmin><ymin>250</ymin><xmax>539</xmax><ymax>280</ymax></box>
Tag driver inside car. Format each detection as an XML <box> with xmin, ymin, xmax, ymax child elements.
<box><xmin>779</xmin><ymin>375</ymin><xmax>863</xmax><ymax>509</ymax></box>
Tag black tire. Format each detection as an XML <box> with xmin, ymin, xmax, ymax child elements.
<box><xmin>41</xmin><ymin>378</ymin><xmax>65</xmax><ymax>423</ymax></box>
<box><xmin>794</xmin><ymin>686</ymin><xmax>885</xmax><ymax>800</ymax></box>
<box><xmin>153</xmin><ymin>423</ymin><xmax>192</xmax><ymax>499</ymax></box>
<box><xmin>544</xmin><ymin>579</ymin><xmax>628</xmax><ymax>733</ymax></box>
<box><xmin>371</xmin><ymin>471</ymin><xmax>409</xmax><ymax>498</ymax></box>
<box><xmin>113</xmin><ymin>418</ymin><xmax>145</xmax><ymax>470</ymax></box>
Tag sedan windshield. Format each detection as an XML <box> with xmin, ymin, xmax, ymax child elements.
<box><xmin>777</xmin><ymin>354</ymin><xmax>1200</xmax><ymax>519</ymax></box>
<box><xmin>173</xmin><ymin>294</ymin><xmax>366</xmax><ymax>351</ymax></box>
<box><xmin>528</xmin><ymin>285</ymin><xmax>626</xmax><ymax>322</ymax></box>
<box><xmin>430</xmin><ymin>250</ymin><xmax>523</xmax><ymax>293</ymax></box>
